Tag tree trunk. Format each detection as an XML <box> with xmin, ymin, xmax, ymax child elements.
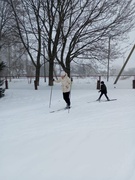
<box><xmin>48</xmin><ymin>60</ymin><xmax>54</xmax><ymax>86</ymax></box>
<box><xmin>66</xmin><ymin>59</ymin><xmax>71</xmax><ymax>77</ymax></box>
<box><xmin>34</xmin><ymin>65</ymin><xmax>40</xmax><ymax>90</ymax></box>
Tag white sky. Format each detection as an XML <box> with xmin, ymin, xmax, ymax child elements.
<box><xmin>112</xmin><ymin>30</ymin><xmax>135</xmax><ymax>70</ymax></box>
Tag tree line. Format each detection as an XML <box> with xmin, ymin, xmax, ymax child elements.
<box><xmin>0</xmin><ymin>0</ymin><xmax>135</xmax><ymax>88</ymax></box>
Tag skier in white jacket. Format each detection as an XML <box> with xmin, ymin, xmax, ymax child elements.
<box><xmin>53</xmin><ymin>71</ymin><xmax>72</xmax><ymax>109</ymax></box>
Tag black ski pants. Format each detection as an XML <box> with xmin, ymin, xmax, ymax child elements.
<box><xmin>63</xmin><ymin>92</ymin><xmax>70</xmax><ymax>106</ymax></box>
<box><xmin>99</xmin><ymin>92</ymin><xmax>109</xmax><ymax>100</ymax></box>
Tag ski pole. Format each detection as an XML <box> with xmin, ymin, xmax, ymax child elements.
<box><xmin>49</xmin><ymin>85</ymin><xmax>53</xmax><ymax>108</ymax></box>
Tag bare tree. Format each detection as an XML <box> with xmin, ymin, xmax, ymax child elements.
<box><xmin>0</xmin><ymin>0</ymin><xmax>16</xmax><ymax>53</ymax></box>
<box><xmin>40</xmin><ymin>0</ymin><xmax>135</xmax><ymax>85</ymax></box>
<box><xmin>8</xmin><ymin>0</ymin><xmax>44</xmax><ymax>88</ymax></box>
<box><xmin>6</xmin><ymin>0</ymin><xmax>135</xmax><ymax>87</ymax></box>
<box><xmin>39</xmin><ymin>0</ymin><xmax>63</xmax><ymax>85</ymax></box>
<box><xmin>60</xmin><ymin>0</ymin><xmax>135</xmax><ymax>72</ymax></box>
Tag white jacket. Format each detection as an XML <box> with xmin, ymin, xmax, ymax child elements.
<box><xmin>55</xmin><ymin>73</ymin><xmax>71</xmax><ymax>93</ymax></box>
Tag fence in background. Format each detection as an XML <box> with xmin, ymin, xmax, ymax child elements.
<box><xmin>0</xmin><ymin>75</ymin><xmax>135</xmax><ymax>89</ymax></box>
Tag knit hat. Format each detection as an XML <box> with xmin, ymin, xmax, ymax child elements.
<box><xmin>61</xmin><ymin>71</ymin><xmax>66</xmax><ymax>76</ymax></box>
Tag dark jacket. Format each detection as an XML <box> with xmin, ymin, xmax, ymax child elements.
<box><xmin>100</xmin><ymin>83</ymin><xmax>107</xmax><ymax>94</ymax></box>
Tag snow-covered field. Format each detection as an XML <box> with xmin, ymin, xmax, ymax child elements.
<box><xmin>0</xmin><ymin>77</ymin><xmax>135</xmax><ymax>180</ymax></box>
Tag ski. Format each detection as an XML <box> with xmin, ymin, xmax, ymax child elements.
<box><xmin>88</xmin><ymin>99</ymin><xmax>117</xmax><ymax>103</ymax></box>
<box><xmin>101</xmin><ymin>99</ymin><xmax>117</xmax><ymax>102</ymax></box>
<box><xmin>50</xmin><ymin>107</ymin><xmax>71</xmax><ymax>113</ymax></box>
<box><xmin>50</xmin><ymin>108</ymin><xmax>65</xmax><ymax>113</ymax></box>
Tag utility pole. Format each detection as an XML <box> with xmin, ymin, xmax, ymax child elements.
<box><xmin>107</xmin><ymin>36</ymin><xmax>111</xmax><ymax>81</ymax></box>
<box><xmin>114</xmin><ymin>44</ymin><xmax>135</xmax><ymax>84</ymax></box>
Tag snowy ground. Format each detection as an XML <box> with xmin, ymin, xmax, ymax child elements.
<box><xmin>0</xmin><ymin>77</ymin><xmax>135</xmax><ymax>180</ymax></box>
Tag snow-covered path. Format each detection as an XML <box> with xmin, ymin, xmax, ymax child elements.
<box><xmin>0</xmin><ymin>78</ymin><xmax>135</xmax><ymax>180</ymax></box>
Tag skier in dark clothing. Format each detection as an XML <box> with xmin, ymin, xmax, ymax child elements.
<box><xmin>97</xmin><ymin>81</ymin><xmax>110</xmax><ymax>101</ymax></box>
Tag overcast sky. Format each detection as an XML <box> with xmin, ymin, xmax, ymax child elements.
<box><xmin>112</xmin><ymin>0</ymin><xmax>135</xmax><ymax>70</ymax></box>
<box><xmin>112</xmin><ymin>29</ymin><xmax>135</xmax><ymax>70</ymax></box>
